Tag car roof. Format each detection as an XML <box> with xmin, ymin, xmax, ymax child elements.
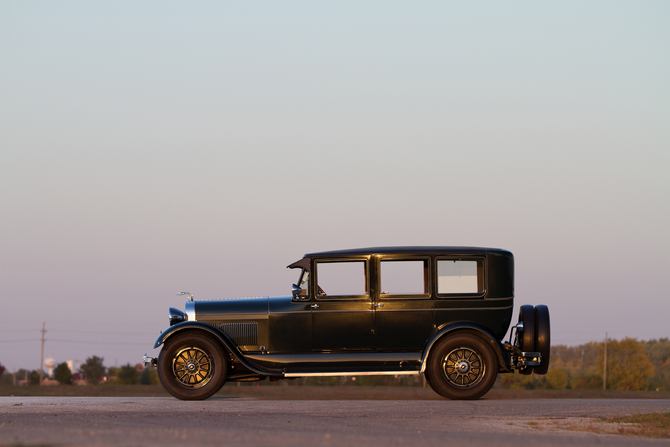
<box><xmin>304</xmin><ymin>246</ymin><xmax>510</xmax><ymax>257</ymax></box>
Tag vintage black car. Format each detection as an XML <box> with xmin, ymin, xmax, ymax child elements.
<box><xmin>144</xmin><ymin>247</ymin><xmax>550</xmax><ymax>400</ymax></box>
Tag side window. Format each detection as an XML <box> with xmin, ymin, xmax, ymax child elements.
<box><xmin>297</xmin><ymin>270</ymin><xmax>309</xmax><ymax>296</ymax></box>
<box><xmin>315</xmin><ymin>261</ymin><xmax>367</xmax><ymax>297</ymax></box>
<box><xmin>437</xmin><ymin>259</ymin><xmax>484</xmax><ymax>295</ymax></box>
<box><xmin>380</xmin><ymin>259</ymin><xmax>430</xmax><ymax>296</ymax></box>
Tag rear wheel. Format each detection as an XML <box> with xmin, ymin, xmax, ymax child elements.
<box><xmin>427</xmin><ymin>334</ymin><xmax>498</xmax><ymax>400</ymax></box>
<box><xmin>157</xmin><ymin>332</ymin><xmax>227</xmax><ymax>400</ymax></box>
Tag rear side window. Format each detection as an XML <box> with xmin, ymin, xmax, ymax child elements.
<box><xmin>437</xmin><ymin>259</ymin><xmax>484</xmax><ymax>295</ymax></box>
<box><xmin>380</xmin><ymin>259</ymin><xmax>430</xmax><ymax>297</ymax></box>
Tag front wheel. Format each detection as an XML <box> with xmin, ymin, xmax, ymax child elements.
<box><xmin>427</xmin><ymin>334</ymin><xmax>498</xmax><ymax>400</ymax></box>
<box><xmin>157</xmin><ymin>332</ymin><xmax>227</xmax><ymax>400</ymax></box>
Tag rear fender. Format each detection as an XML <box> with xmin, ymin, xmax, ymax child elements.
<box><xmin>153</xmin><ymin>321</ymin><xmax>279</xmax><ymax>377</ymax></box>
<box><xmin>421</xmin><ymin>323</ymin><xmax>511</xmax><ymax>373</ymax></box>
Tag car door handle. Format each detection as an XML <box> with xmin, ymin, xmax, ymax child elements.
<box><xmin>311</xmin><ymin>304</ymin><xmax>319</xmax><ymax>309</ymax></box>
<box><xmin>375</xmin><ymin>303</ymin><xmax>384</xmax><ymax>308</ymax></box>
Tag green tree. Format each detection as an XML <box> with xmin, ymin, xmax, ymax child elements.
<box><xmin>140</xmin><ymin>368</ymin><xmax>159</xmax><ymax>385</ymax></box>
<box><xmin>571</xmin><ymin>373</ymin><xmax>602</xmax><ymax>390</ymax></box>
<box><xmin>54</xmin><ymin>362</ymin><xmax>72</xmax><ymax>385</ymax></box>
<box><xmin>497</xmin><ymin>371</ymin><xmax>542</xmax><ymax>389</ymax></box>
<box><xmin>544</xmin><ymin>368</ymin><xmax>568</xmax><ymax>390</ymax></box>
<box><xmin>601</xmin><ymin>338</ymin><xmax>655</xmax><ymax>391</ymax></box>
<box><xmin>0</xmin><ymin>362</ymin><xmax>5</xmax><ymax>379</ymax></box>
<box><xmin>550</xmin><ymin>342</ymin><xmax>601</xmax><ymax>380</ymax></box>
<box><xmin>645</xmin><ymin>338</ymin><xmax>670</xmax><ymax>366</ymax></box>
<box><xmin>117</xmin><ymin>364</ymin><xmax>140</xmax><ymax>385</ymax></box>
<box><xmin>645</xmin><ymin>338</ymin><xmax>670</xmax><ymax>391</ymax></box>
<box><xmin>649</xmin><ymin>359</ymin><xmax>670</xmax><ymax>391</ymax></box>
<box><xmin>0</xmin><ymin>370</ymin><xmax>13</xmax><ymax>385</ymax></box>
<box><xmin>16</xmin><ymin>368</ymin><xmax>28</xmax><ymax>384</ymax></box>
<box><xmin>106</xmin><ymin>366</ymin><xmax>120</xmax><ymax>383</ymax></box>
<box><xmin>29</xmin><ymin>370</ymin><xmax>40</xmax><ymax>385</ymax></box>
<box><xmin>80</xmin><ymin>356</ymin><xmax>106</xmax><ymax>385</ymax></box>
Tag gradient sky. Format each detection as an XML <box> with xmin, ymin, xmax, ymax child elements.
<box><xmin>1</xmin><ymin>1</ymin><xmax>669</xmax><ymax>372</ymax></box>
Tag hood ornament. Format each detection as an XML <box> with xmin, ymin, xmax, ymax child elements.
<box><xmin>178</xmin><ymin>292</ymin><xmax>194</xmax><ymax>302</ymax></box>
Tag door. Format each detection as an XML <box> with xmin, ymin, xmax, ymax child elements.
<box><xmin>374</xmin><ymin>257</ymin><xmax>434</xmax><ymax>350</ymax></box>
<box><xmin>311</xmin><ymin>258</ymin><xmax>374</xmax><ymax>351</ymax></box>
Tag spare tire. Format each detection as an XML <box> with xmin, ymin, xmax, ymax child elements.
<box><xmin>533</xmin><ymin>305</ymin><xmax>551</xmax><ymax>374</ymax></box>
<box><xmin>517</xmin><ymin>305</ymin><xmax>535</xmax><ymax>375</ymax></box>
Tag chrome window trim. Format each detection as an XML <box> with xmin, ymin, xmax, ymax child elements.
<box><xmin>435</xmin><ymin>256</ymin><xmax>487</xmax><ymax>298</ymax></box>
<box><xmin>378</xmin><ymin>256</ymin><xmax>432</xmax><ymax>299</ymax></box>
<box><xmin>314</xmin><ymin>257</ymin><xmax>370</xmax><ymax>301</ymax></box>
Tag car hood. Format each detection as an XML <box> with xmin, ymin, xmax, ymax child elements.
<box><xmin>192</xmin><ymin>295</ymin><xmax>294</xmax><ymax>323</ymax></box>
<box><xmin>193</xmin><ymin>296</ymin><xmax>269</xmax><ymax>323</ymax></box>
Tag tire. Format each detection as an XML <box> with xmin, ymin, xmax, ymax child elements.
<box><xmin>517</xmin><ymin>305</ymin><xmax>535</xmax><ymax>375</ymax></box>
<box><xmin>424</xmin><ymin>372</ymin><xmax>439</xmax><ymax>394</ymax></box>
<box><xmin>427</xmin><ymin>334</ymin><xmax>498</xmax><ymax>400</ymax></box>
<box><xmin>533</xmin><ymin>305</ymin><xmax>551</xmax><ymax>374</ymax></box>
<box><xmin>157</xmin><ymin>332</ymin><xmax>227</xmax><ymax>400</ymax></box>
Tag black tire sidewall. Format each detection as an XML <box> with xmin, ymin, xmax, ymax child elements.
<box><xmin>518</xmin><ymin>305</ymin><xmax>535</xmax><ymax>375</ymax></box>
<box><xmin>518</xmin><ymin>305</ymin><xmax>535</xmax><ymax>352</ymax></box>
<box><xmin>427</xmin><ymin>334</ymin><xmax>498</xmax><ymax>400</ymax></box>
<box><xmin>533</xmin><ymin>305</ymin><xmax>551</xmax><ymax>374</ymax></box>
<box><xmin>158</xmin><ymin>332</ymin><xmax>227</xmax><ymax>400</ymax></box>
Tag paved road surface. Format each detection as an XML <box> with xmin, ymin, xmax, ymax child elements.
<box><xmin>1</xmin><ymin>397</ymin><xmax>669</xmax><ymax>446</ymax></box>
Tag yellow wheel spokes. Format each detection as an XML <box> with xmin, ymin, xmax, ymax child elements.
<box><xmin>172</xmin><ymin>346</ymin><xmax>213</xmax><ymax>388</ymax></box>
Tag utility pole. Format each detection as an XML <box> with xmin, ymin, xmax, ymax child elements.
<box><xmin>603</xmin><ymin>332</ymin><xmax>608</xmax><ymax>391</ymax></box>
<box><xmin>39</xmin><ymin>322</ymin><xmax>46</xmax><ymax>385</ymax></box>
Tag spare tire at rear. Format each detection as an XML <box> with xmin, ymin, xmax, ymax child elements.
<box><xmin>533</xmin><ymin>305</ymin><xmax>551</xmax><ymax>374</ymax></box>
<box><xmin>517</xmin><ymin>305</ymin><xmax>535</xmax><ymax>375</ymax></box>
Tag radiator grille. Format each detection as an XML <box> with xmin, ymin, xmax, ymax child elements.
<box><xmin>213</xmin><ymin>322</ymin><xmax>258</xmax><ymax>346</ymax></box>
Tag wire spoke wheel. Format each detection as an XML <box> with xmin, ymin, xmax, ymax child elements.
<box><xmin>172</xmin><ymin>346</ymin><xmax>213</xmax><ymax>389</ymax></box>
<box><xmin>442</xmin><ymin>346</ymin><xmax>485</xmax><ymax>389</ymax></box>
<box><xmin>428</xmin><ymin>334</ymin><xmax>498</xmax><ymax>400</ymax></box>
<box><xmin>158</xmin><ymin>333</ymin><xmax>227</xmax><ymax>400</ymax></box>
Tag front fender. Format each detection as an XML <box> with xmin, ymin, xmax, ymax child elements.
<box><xmin>153</xmin><ymin>321</ymin><xmax>280</xmax><ymax>377</ymax></box>
<box><xmin>154</xmin><ymin>321</ymin><xmax>218</xmax><ymax>349</ymax></box>
<box><xmin>420</xmin><ymin>322</ymin><xmax>511</xmax><ymax>373</ymax></box>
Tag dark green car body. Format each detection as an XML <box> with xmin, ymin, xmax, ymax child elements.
<box><xmin>149</xmin><ymin>247</ymin><xmax>549</xmax><ymax>400</ymax></box>
<box><xmin>153</xmin><ymin>247</ymin><xmax>521</xmax><ymax>377</ymax></box>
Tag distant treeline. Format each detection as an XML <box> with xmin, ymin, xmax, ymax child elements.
<box><xmin>499</xmin><ymin>338</ymin><xmax>670</xmax><ymax>391</ymax></box>
<box><xmin>0</xmin><ymin>357</ymin><xmax>158</xmax><ymax>386</ymax></box>
<box><xmin>2</xmin><ymin>338</ymin><xmax>668</xmax><ymax>390</ymax></box>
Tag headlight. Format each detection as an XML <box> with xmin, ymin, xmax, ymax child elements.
<box><xmin>169</xmin><ymin>307</ymin><xmax>187</xmax><ymax>326</ymax></box>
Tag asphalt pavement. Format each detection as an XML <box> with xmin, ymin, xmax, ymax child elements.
<box><xmin>1</xmin><ymin>397</ymin><xmax>669</xmax><ymax>446</ymax></box>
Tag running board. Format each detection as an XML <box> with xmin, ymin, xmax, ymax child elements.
<box><xmin>283</xmin><ymin>370</ymin><xmax>421</xmax><ymax>378</ymax></box>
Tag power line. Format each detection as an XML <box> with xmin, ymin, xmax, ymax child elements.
<box><xmin>0</xmin><ymin>330</ymin><xmax>40</xmax><ymax>333</ymax></box>
<box><xmin>48</xmin><ymin>339</ymin><xmax>148</xmax><ymax>345</ymax></box>
<box><xmin>0</xmin><ymin>339</ymin><xmax>40</xmax><ymax>343</ymax></box>
<box><xmin>1</xmin><ymin>339</ymin><xmax>150</xmax><ymax>345</ymax></box>
<box><xmin>0</xmin><ymin>329</ymin><xmax>158</xmax><ymax>335</ymax></box>
<box><xmin>48</xmin><ymin>330</ymin><xmax>158</xmax><ymax>335</ymax></box>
